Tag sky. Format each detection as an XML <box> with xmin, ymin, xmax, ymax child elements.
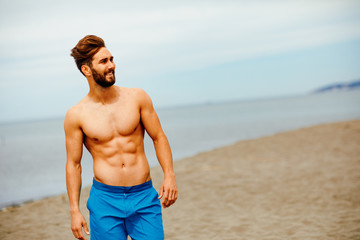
<box><xmin>0</xmin><ymin>0</ymin><xmax>360</xmax><ymax>123</ymax></box>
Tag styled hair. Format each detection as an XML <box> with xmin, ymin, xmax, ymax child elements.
<box><xmin>70</xmin><ymin>35</ymin><xmax>105</xmax><ymax>75</ymax></box>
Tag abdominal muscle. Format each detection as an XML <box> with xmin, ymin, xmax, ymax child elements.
<box><xmin>85</xmin><ymin>134</ymin><xmax>151</xmax><ymax>187</ymax></box>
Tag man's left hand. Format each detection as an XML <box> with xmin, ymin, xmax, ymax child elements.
<box><xmin>158</xmin><ymin>175</ymin><xmax>177</xmax><ymax>208</ymax></box>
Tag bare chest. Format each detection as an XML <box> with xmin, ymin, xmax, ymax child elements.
<box><xmin>80</xmin><ymin>103</ymin><xmax>142</xmax><ymax>142</ymax></box>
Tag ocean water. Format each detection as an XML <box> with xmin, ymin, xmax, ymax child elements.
<box><xmin>0</xmin><ymin>91</ymin><xmax>359</xmax><ymax>208</ymax></box>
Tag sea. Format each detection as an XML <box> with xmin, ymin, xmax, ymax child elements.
<box><xmin>0</xmin><ymin>90</ymin><xmax>359</xmax><ymax>209</ymax></box>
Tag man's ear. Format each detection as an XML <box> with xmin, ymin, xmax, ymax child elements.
<box><xmin>81</xmin><ymin>65</ymin><xmax>91</xmax><ymax>77</ymax></box>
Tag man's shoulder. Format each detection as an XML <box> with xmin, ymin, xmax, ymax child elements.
<box><xmin>121</xmin><ymin>87</ymin><xmax>151</xmax><ymax>103</ymax></box>
<box><xmin>65</xmin><ymin>104</ymin><xmax>81</xmax><ymax>118</ymax></box>
<box><xmin>64</xmin><ymin>98</ymin><xmax>89</xmax><ymax>125</ymax></box>
<box><xmin>121</xmin><ymin>87</ymin><xmax>148</xmax><ymax>96</ymax></box>
<box><xmin>66</xmin><ymin>98</ymin><xmax>87</xmax><ymax>115</ymax></box>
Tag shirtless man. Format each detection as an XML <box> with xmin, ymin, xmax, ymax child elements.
<box><xmin>65</xmin><ymin>35</ymin><xmax>177</xmax><ymax>240</ymax></box>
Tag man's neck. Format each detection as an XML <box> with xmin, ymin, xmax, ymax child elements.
<box><xmin>88</xmin><ymin>84</ymin><xmax>119</xmax><ymax>104</ymax></box>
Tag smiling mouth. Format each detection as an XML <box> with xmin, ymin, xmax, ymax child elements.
<box><xmin>106</xmin><ymin>70</ymin><xmax>114</xmax><ymax>77</ymax></box>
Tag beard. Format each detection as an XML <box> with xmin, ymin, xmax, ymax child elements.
<box><xmin>91</xmin><ymin>67</ymin><xmax>116</xmax><ymax>88</ymax></box>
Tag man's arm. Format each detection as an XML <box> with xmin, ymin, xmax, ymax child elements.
<box><xmin>64</xmin><ymin>108</ymin><xmax>90</xmax><ymax>240</ymax></box>
<box><xmin>138</xmin><ymin>89</ymin><xmax>178</xmax><ymax>208</ymax></box>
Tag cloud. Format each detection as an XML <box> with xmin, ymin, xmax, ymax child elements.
<box><xmin>0</xmin><ymin>0</ymin><xmax>360</xmax><ymax>121</ymax></box>
<box><xmin>2</xmin><ymin>1</ymin><xmax>360</xmax><ymax>61</ymax></box>
<box><xmin>108</xmin><ymin>0</ymin><xmax>360</xmax><ymax>80</ymax></box>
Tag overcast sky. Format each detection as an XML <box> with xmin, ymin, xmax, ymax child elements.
<box><xmin>0</xmin><ymin>0</ymin><xmax>359</xmax><ymax>123</ymax></box>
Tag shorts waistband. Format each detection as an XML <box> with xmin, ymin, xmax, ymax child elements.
<box><xmin>92</xmin><ymin>178</ymin><xmax>153</xmax><ymax>193</ymax></box>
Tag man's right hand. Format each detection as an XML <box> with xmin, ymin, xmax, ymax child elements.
<box><xmin>70</xmin><ymin>211</ymin><xmax>90</xmax><ymax>240</ymax></box>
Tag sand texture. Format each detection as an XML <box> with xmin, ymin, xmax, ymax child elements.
<box><xmin>1</xmin><ymin>120</ymin><xmax>360</xmax><ymax>239</ymax></box>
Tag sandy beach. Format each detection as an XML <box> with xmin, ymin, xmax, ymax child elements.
<box><xmin>1</xmin><ymin>120</ymin><xmax>359</xmax><ymax>239</ymax></box>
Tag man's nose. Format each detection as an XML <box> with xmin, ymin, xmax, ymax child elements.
<box><xmin>108</xmin><ymin>61</ymin><xmax>115</xmax><ymax>69</ymax></box>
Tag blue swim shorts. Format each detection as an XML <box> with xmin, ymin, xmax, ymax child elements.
<box><xmin>87</xmin><ymin>178</ymin><xmax>164</xmax><ymax>240</ymax></box>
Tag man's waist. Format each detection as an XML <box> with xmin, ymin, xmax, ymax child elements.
<box><xmin>92</xmin><ymin>177</ymin><xmax>153</xmax><ymax>193</ymax></box>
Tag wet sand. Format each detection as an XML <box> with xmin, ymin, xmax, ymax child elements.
<box><xmin>1</xmin><ymin>120</ymin><xmax>359</xmax><ymax>239</ymax></box>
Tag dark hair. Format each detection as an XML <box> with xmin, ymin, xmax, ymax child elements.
<box><xmin>70</xmin><ymin>35</ymin><xmax>105</xmax><ymax>75</ymax></box>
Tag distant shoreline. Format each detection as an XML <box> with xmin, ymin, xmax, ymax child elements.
<box><xmin>313</xmin><ymin>79</ymin><xmax>360</xmax><ymax>93</ymax></box>
<box><xmin>2</xmin><ymin>88</ymin><xmax>360</xmax><ymax>125</ymax></box>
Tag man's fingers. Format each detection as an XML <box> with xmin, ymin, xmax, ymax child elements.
<box><xmin>158</xmin><ymin>186</ymin><xmax>164</xmax><ymax>199</ymax></box>
<box><xmin>71</xmin><ymin>226</ymin><xmax>80</xmax><ymax>238</ymax></box>
<box><xmin>84</xmin><ymin>222</ymin><xmax>90</xmax><ymax>235</ymax></box>
<box><xmin>171</xmin><ymin>190</ymin><xmax>177</xmax><ymax>200</ymax></box>
<box><xmin>72</xmin><ymin>229</ymin><xmax>82</xmax><ymax>239</ymax></box>
<box><xmin>163</xmin><ymin>190</ymin><xmax>178</xmax><ymax>207</ymax></box>
<box><xmin>163</xmin><ymin>189</ymin><xmax>177</xmax><ymax>207</ymax></box>
<box><xmin>74</xmin><ymin>230</ymin><xmax>86</xmax><ymax>240</ymax></box>
<box><xmin>72</xmin><ymin>223</ymin><xmax>89</xmax><ymax>239</ymax></box>
<box><xmin>74</xmin><ymin>230</ymin><xmax>83</xmax><ymax>239</ymax></box>
<box><xmin>70</xmin><ymin>212</ymin><xmax>89</xmax><ymax>239</ymax></box>
<box><xmin>159</xmin><ymin>179</ymin><xmax>178</xmax><ymax>208</ymax></box>
<box><xmin>162</xmin><ymin>190</ymin><xmax>170</xmax><ymax>207</ymax></box>
<box><xmin>170</xmin><ymin>191</ymin><xmax>177</xmax><ymax>204</ymax></box>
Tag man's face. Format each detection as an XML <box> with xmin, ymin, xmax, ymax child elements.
<box><xmin>90</xmin><ymin>47</ymin><xmax>116</xmax><ymax>88</ymax></box>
